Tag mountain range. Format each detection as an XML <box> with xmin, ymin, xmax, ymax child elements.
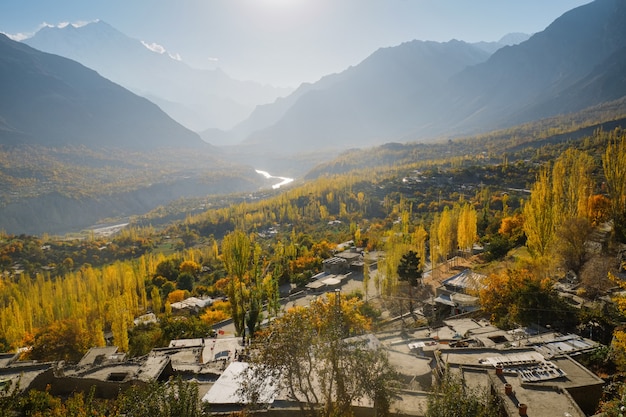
<box><xmin>24</xmin><ymin>21</ymin><xmax>292</xmax><ymax>132</ymax></box>
<box><xmin>0</xmin><ymin>33</ymin><xmax>205</xmax><ymax>150</ymax></box>
<box><xmin>1</xmin><ymin>0</ymin><xmax>626</xmax><ymax>234</ymax></box>
<box><xmin>215</xmin><ymin>0</ymin><xmax>626</xmax><ymax>156</ymax></box>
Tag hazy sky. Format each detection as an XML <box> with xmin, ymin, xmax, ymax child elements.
<box><xmin>0</xmin><ymin>0</ymin><xmax>591</xmax><ymax>87</ymax></box>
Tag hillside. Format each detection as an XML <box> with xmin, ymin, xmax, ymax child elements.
<box><xmin>226</xmin><ymin>0</ymin><xmax>626</xmax><ymax>156</ymax></box>
<box><xmin>0</xmin><ymin>34</ymin><xmax>283</xmax><ymax>235</ymax></box>
<box><xmin>0</xmin><ymin>33</ymin><xmax>204</xmax><ymax>149</ymax></box>
<box><xmin>24</xmin><ymin>21</ymin><xmax>292</xmax><ymax>132</ymax></box>
<box><xmin>238</xmin><ymin>39</ymin><xmax>491</xmax><ymax>154</ymax></box>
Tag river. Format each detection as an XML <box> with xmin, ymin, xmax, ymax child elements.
<box><xmin>255</xmin><ymin>170</ymin><xmax>294</xmax><ymax>189</ymax></box>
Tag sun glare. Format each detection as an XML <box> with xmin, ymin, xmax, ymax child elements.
<box><xmin>241</xmin><ymin>0</ymin><xmax>321</xmax><ymax>32</ymax></box>
<box><xmin>257</xmin><ymin>0</ymin><xmax>305</xmax><ymax>10</ymax></box>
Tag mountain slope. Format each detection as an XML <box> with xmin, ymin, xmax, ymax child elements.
<box><xmin>232</xmin><ymin>0</ymin><xmax>626</xmax><ymax>154</ymax></box>
<box><xmin>24</xmin><ymin>21</ymin><xmax>291</xmax><ymax>132</ymax></box>
<box><xmin>0</xmin><ymin>33</ymin><xmax>204</xmax><ymax>149</ymax></box>
<box><xmin>429</xmin><ymin>0</ymin><xmax>626</xmax><ymax>134</ymax></box>
<box><xmin>240</xmin><ymin>40</ymin><xmax>491</xmax><ymax>153</ymax></box>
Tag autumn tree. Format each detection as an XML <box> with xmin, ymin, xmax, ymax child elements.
<box><xmin>27</xmin><ymin>318</ymin><xmax>94</xmax><ymax>362</ymax></box>
<box><xmin>437</xmin><ymin>207</ymin><xmax>455</xmax><ymax>264</ymax></box>
<box><xmin>602</xmin><ymin>129</ymin><xmax>626</xmax><ymax>242</ymax></box>
<box><xmin>457</xmin><ymin>203</ymin><xmax>477</xmax><ymax>256</ymax></box>
<box><xmin>523</xmin><ymin>167</ymin><xmax>556</xmax><ymax>258</ymax></box>
<box><xmin>243</xmin><ymin>292</ymin><xmax>397</xmax><ymax>417</ymax></box>
<box><xmin>479</xmin><ymin>268</ymin><xmax>576</xmax><ymax>329</ymax></box>
<box><xmin>411</xmin><ymin>224</ymin><xmax>428</xmax><ymax>270</ymax></box>
<box><xmin>221</xmin><ymin>230</ymin><xmax>252</xmax><ymax>340</ymax></box>
<box><xmin>553</xmin><ymin>217</ymin><xmax>593</xmax><ymax>275</ymax></box>
<box><xmin>524</xmin><ymin>149</ymin><xmax>596</xmax><ymax>261</ymax></box>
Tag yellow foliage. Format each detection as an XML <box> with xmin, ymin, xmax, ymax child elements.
<box><xmin>200</xmin><ymin>309</ymin><xmax>230</xmax><ymax>326</ymax></box>
<box><xmin>179</xmin><ymin>260</ymin><xmax>200</xmax><ymax>275</ymax></box>
<box><xmin>611</xmin><ymin>330</ymin><xmax>626</xmax><ymax>371</ymax></box>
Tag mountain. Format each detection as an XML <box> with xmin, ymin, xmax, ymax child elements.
<box><xmin>228</xmin><ymin>0</ymin><xmax>626</xmax><ymax>155</ymax></box>
<box><xmin>238</xmin><ymin>40</ymin><xmax>491</xmax><ymax>154</ymax></box>
<box><xmin>0</xmin><ymin>33</ymin><xmax>204</xmax><ymax>149</ymax></box>
<box><xmin>472</xmin><ymin>32</ymin><xmax>531</xmax><ymax>54</ymax></box>
<box><xmin>24</xmin><ymin>21</ymin><xmax>292</xmax><ymax>132</ymax></box>
<box><xmin>437</xmin><ymin>0</ymin><xmax>626</xmax><ymax>134</ymax></box>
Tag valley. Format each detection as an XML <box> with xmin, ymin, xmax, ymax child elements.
<box><xmin>1</xmin><ymin>1</ymin><xmax>626</xmax><ymax>416</ymax></box>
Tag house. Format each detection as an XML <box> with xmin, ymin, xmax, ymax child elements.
<box><xmin>170</xmin><ymin>296</ymin><xmax>214</xmax><ymax>313</ymax></box>
<box><xmin>433</xmin><ymin>269</ymin><xmax>485</xmax><ymax>316</ymax></box>
<box><xmin>323</xmin><ymin>250</ymin><xmax>364</xmax><ymax>275</ymax></box>
<box><xmin>431</xmin><ymin>318</ymin><xmax>603</xmax><ymax>416</ymax></box>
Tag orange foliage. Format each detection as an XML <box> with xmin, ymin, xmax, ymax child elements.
<box><xmin>167</xmin><ymin>289</ymin><xmax>186</xmax><ymax>303</ymax></box>
<box><xmin>479</xmin><ymin>268</ymin><xmax>557</xmax><ymax>328</ymax></box>
<box><xmin>289</xmin><ymin>255</ymin><xmax>321</xmax><ymax>274</ymax></box>
<box><xmin>213</xmin><ymin>277</ymin><xmax>230</xmax><ymax>293</ymax></box>
<box><xmin>498</xmin><ymin>213</ymin><xmax>524</xmax><ymax>239</ymax></box>
<box><xmin>587</xmin><ymin>194</ymin><xmax>611</xmax><ymax>226</ymax></box>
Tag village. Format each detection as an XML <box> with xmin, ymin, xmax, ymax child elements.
<box><xmin>0</xmin><ymin>244</ymin><xmax>614</xmax><ymax>417</ymax></box>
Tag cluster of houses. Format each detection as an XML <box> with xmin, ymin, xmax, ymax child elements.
<box><xmin>0</xmin><ymin>244</ymin><xmax>617</xmax><ymax>416</ymax></box>
<box><xmin>0</xmin><ymin>314</ymin><xmax>603</xmax><ymax>416</ymax></box>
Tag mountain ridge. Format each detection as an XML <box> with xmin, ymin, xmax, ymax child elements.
<box><xmin>226</xmin><ymin>0</ymin><xmax>626</xmax><ymax>155</ymax></box>
<box><xmin>24</xmin><ymin>21</ymin><xmax>292</xmax><ymax>132</ymax></box>
<box><xmin>0</xmin><ymin>33</ymin><xmax>207</xmax><ymax>150</ymax></box>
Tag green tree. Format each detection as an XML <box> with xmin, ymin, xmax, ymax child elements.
<box><xmin>397</xmin><ymin>250</ymin><xmax>422</xmax><ymax>315</ymax></box>
<box><xmin>117</xmin><ymin>377</ymin><xmax>203</xmax><ymax>417</ymax></box>
<box><xmin>177</xmin><ymin>272</ymin><xmax>195</xmax><ymax>292</ymax></box>
<box><xmin>425</xmin><ymin>369</ymin><xmax>501</xmax><ymax>417</ymax></box>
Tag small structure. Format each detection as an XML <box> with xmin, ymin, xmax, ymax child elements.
<box><xmin>434</xmin><ymin>269</ymin><xmax>485</xmax><ymax>316</ymax></box>
<box><xmin>323</xmin><ymin>256</ymin><xmax>349</xmax><ymax>275</ymax></box>
<box><xmin>133</xmin><ymin>312</ymin><xmax>158</xmax><ymax>326</ymax></box>
<box><xmin>170</xmin><ymin>296</ymin><xmax>214</xmax><ymax>313</ymax></box>
<box><xmin>202</xmin><ymin>361</ymin><xmax>278</xmax><ymax>413</ymax></box>
<box><xmin>305</xmin><ymin>273</ymin><xmax>352</xmax><ymax>294</ymax></box>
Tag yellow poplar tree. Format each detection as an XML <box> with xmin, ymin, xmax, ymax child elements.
<box><xmin>603</xmin><ymin>129</ymin><xmax>626</xmax><ymax>241</ymax></box>
<box><xmin>523</xmin><ymin>167</ymin><xmax>555</xmax><ymax>258</ymax></box>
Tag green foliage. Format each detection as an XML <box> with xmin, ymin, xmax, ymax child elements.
<box><xmin>1</xmin><ymin>378</ymin><xmax>202</xmax><ymax>417</ymax></box>
<box><xmin>0</xmin><ymin>379</ymin><xmax>21</xmax><ymax>417</ymax></box>
<box><xmin>484</xmin><ymin>235</ymin><xmax>514</xmax><ymax>261</ymax></box>
<box><xmin>159</xmin><ymin>316</ymin><xmax>213</xmax><ymax>344</ymax></box>
<box><xmin>128</xmin><ymin>323</ymin><xmax>164</xmax><ymax>357</ymax></box>
<box><xmin>117</xmin><ymin>377</ymin><xmax>203</xmax><ymax>417</ymax></box>
<box><xmin>156</xmin><ymin>259</ymin><xmax>181</xmax><ymax>281</ymax></box>
<box><xmin>425</xmin><ymin>370</ymin><xmax>501</xmax><ymax>417</ymax></box>
<box><xmin>397</xmin><ymin>250</ymin><xmax>422</xmax><ymax>287</ymax></box>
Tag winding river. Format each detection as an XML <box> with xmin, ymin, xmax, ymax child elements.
<box><xmin>255</xmin><ymin>169</ymin><xmax>294</xmax><ymax>189</ymax></box>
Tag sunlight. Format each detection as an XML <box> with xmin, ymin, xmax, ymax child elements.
<box><xmin>242</xmin><ymin>0</ymin><xmax>322</xmax><ymax>29</ymax></box>
<box><xmin>256</xmin><ymin>0</ymin><xmax>307</xmax><ymax>11</ymax></box>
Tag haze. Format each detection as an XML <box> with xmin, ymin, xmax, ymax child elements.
<box><xmin>1</xmin><ymin>0</ymin><xmax>590</xmax><ymax>87</ymax></box>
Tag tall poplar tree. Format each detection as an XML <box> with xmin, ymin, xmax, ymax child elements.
<box><xmin>523</xmin><ymin>167</ymin><xmax>556</xmax><ymax>258</ymax></box>
<box><xmin>603</xmin><ymin>129</ymin><xmax>626</xmax><ymax>242</ymax></box>
<box><xmin>221</xmin><ymin>230</ymin><xmax>252</xmax><ymax>341</ymax></box>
